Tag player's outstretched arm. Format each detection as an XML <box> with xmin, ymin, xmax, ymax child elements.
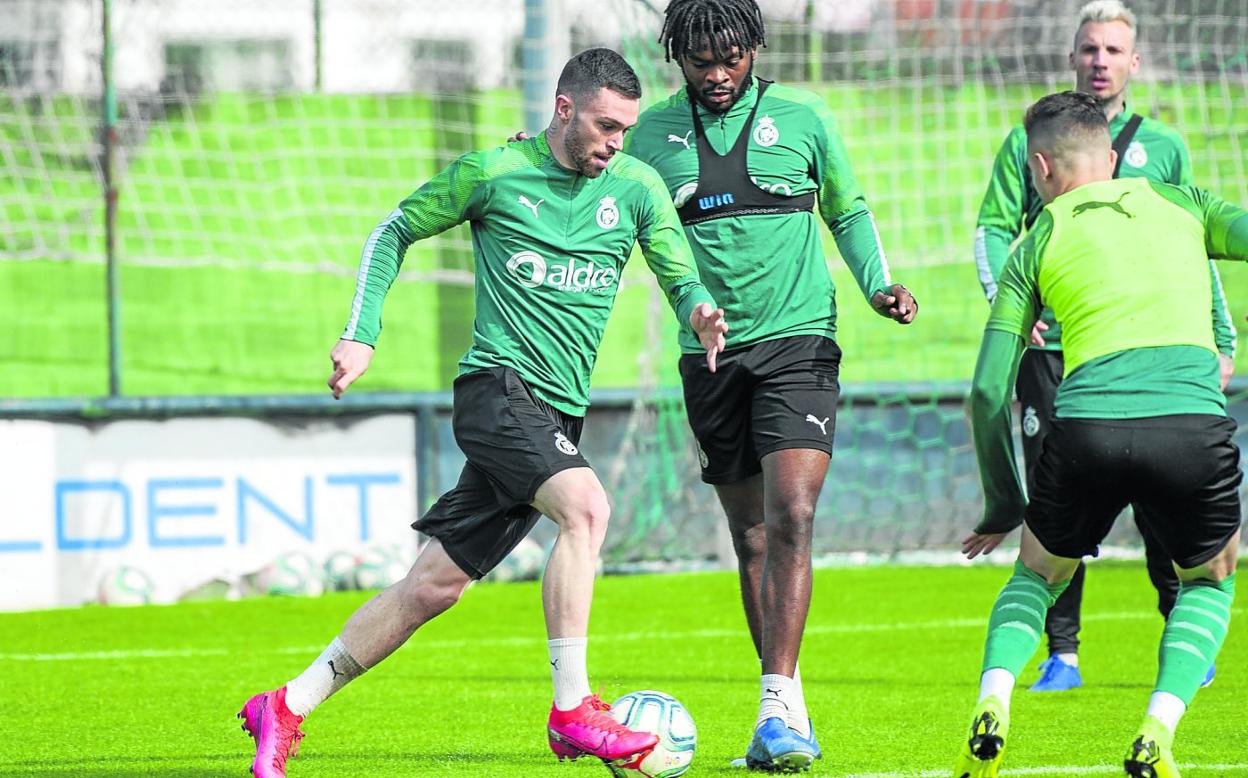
<box><xmin>869</xmin><ymin>283</ymin><xmax>918</xmax><ymax>324</ymax></box>
<box><xmin>328</xmin><ymin>339</ymin><xmax>374</xmax><ymax>399</ymax></box>
<box><xmin>968</xmin><ymin>328</ymin><xmax>1027</xmax><ymax>543</ymax></box>
<box><xmin>690</xmin><ymin>303</ymin><xmax>728</xmax><ymax>372</ymax></box>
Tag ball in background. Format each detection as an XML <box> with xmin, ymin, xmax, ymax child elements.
<box><xmin>97</xmin><ymin>565</ymin><xmax>156</xmax><ymax>606</ymax></box>
<box><xmin>256</xmin><ymin>550</ymin><xmax>325</xmax><ymax>596</ymax></box>
<box><xmin>351</xmin><ymin>545</ymin><xmax>408</xmax><ymax>590</ymax></box>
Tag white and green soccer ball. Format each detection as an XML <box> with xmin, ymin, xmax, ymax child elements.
<box><xmin>97</xmin><ymin>565</ymin><xmax>156</xmax><ymax>606</ymax></box>
<box><xmin>607</xmin><ymin>690</ymin><xmax>697</xmax><ymax>778</ymax></box>
<box><xmin>351</xmin><ymin>546</ymin><xmax>409</xmax><ymax>590</ymax></box>
<box><xmin>486</xmin><ymin>536</ymin><xmax>546</xmax><ymax>583</ymax></box>
<box><xmin>256</xmin><ymin>550</ymin><xmax>325</xmax><ymax>596</ymax></box>
<box><xmin>323</xmin><ymin>549</ymin><xmax>361</xmax><ymax>591</ymax></box>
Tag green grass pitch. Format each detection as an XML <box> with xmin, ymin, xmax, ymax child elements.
<box><xmin>0</xmin><ymin>563</ymin><xmax>1244</xmax><ymax>776</ymax></box>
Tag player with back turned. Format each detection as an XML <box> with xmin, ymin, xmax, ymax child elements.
<box><xmin>957</xmin><ymin>90</ymin><xmax>1247</xmax><ymax>778</ymax></box>
<box><xmin>969</xmin><ymin>0</ymin><xmax>1234</xmax><ymax>692</ymax></box>
<box><xmin>235</xmin><ymin>48</ymin><xmax>727</xmax><ymax>778</ymax></box>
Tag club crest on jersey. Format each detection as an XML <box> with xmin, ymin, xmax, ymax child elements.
<box><xmin>753</xmin><ymin>115</ymin><xmax>779</xmax><ymax>147</ymax></box>
<box><xmin>596</xmin><ymin>196</ymin><xmax>619</xmax><ymax>229</ymax></box>
<box><xmin>554</xmin><ymin>432</ymin><xmax>579</xmax><ymax>456</ymax></box>
<box><xmin>1022</xmin><ymin>406</ymin><xmax>1040</xmax><ymax>437</ymax></box>
<box><xmin>1124</xmin><ymin>140</ymin><xmax>1148</xmax><ymax>168</ymax></box>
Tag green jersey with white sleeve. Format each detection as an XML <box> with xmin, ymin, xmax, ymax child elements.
<box><xmin>341</xmin><ymin>132</ymin><xmax>714</xmax><ymax>416</ymax></box>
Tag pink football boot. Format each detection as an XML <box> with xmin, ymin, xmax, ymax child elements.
<box><xmin>547</xmin><ymin>694</ymin><xmax>658</xmax><ymax>763</ymax></box>
<box><xmin>238</xmin><ymin>686</ymin><xmax>305</xmax><ymax>777</ymax></box>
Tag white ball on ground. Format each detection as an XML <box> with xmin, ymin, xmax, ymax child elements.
<box><xmin>256</xmin><ymin>550</ymin><xmax>325</xmax><ymax>596</ymax></box>
<box><xmin>97</xmin><ymin>565</ymin><xmax>156</xmax><ymax>606</ymax></box>
<box><xmin>486</xmin><ymin>536</ymin><xmax>546</xmax><ymax>583</ymax></box>
<box><xmin>352</xmin><ymin>546</ymin><xmax>408</xmax><ymax>590</ymax></box>
<box><xmin>323</xmin><ymin>549</ymin><xmax>361</xmax><ymax>591</ymax></box>
<box><xmin>607</xmin><ymin>690</ymin><xmax>697</xmax><ymax>778</ymax></box>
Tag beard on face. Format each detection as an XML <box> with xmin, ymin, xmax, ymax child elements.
<box><xmin>691</xmin><ymin>56</ymin><xmax>754</xmax><ymax>114</ymax></box>
<box><xmin>562</xmin><ymin>117</ymin><xmax>606</xmax><ymax>178</ymax></box>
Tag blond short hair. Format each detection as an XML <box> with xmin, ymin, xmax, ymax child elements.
<box><xmin>1077</xmin><ymin>0</ymin><xmax>1138</xmax><ymax>35</ymax></box>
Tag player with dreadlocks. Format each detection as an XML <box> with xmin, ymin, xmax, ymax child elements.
<box><xmin>634</xmin><ymin>0</ymin><xmax>918</xmax><ymax>771</ymax></box>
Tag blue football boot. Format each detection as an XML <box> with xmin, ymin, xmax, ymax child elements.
<box><xmin>745</xmin><ymin>718</ymin><xmax>819</xmax><ymax>773</ymax></box>
<box><xmin>1029</xmin><ymin>655</ymin><xmax>1082</xmax><ymax>692</ymax></box>
<box><xmin>1201</xmin><ymin>662</ymin><xmax>1216</xmax><ymax>688</ymax></box>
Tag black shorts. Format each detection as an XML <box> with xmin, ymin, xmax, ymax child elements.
<box><xmin>1025</xmin><ymin>414</ymin><xmax>1243</xmax><ymax>569</ymax></box>
<box><xmin>1015</xmin><ymin>349</ymin><xmax>1064</xmax><ymax>488</ymax></box>
<box><xmin>678</xmin><ymin>335</ymin><xmax>841</xmax><ymax>485</ymax></box>
<box><xmin>413</xmin><ymin>367</ymin><xmax>587</xmax><ymax>578</ymax></box>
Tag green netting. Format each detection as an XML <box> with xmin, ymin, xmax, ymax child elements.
<box><xmin>3</xmin><ymin>0</ymin><xmax>1247</xmax><ymax>553</ymax></box>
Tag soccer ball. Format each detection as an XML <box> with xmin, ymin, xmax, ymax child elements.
<box><xmin>323</xmin><ymin>549</ymin><xmax>361</xmax><ymax>591</ymax></box>
<box><xmin>256</xmin><ymin>550</ymin><xmax>325</xmax><ymax>596</ymax></box>
<box><xmin>607</xmin><ymin>690</ymin><xmax>696</xmax><ymax>778</ymax></box>
<box><xmin>351</xmin><ymin>546</ymin><xmax>409</xmax><ymax>590</ymax></box>
<box><xmin>97</xmin><ymin>565</ymin><xmax>156</xmax><ymax>606</ymax></box>
<box><xmin>486</xmin><ymin>536</ymin><xmax>546</xmax><ymax>583</ymax></box>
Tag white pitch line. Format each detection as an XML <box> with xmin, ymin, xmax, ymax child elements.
<box><xmin>3</xmin><ymin>608</ymin><xmax>1243</xmax><ymax>662</ymax></box>
<box><xmin>843</xmin><ymin>765</ymin><xmax>1248</xmax><ymax>778</ymax></box>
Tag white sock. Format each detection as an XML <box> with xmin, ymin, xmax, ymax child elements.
<box><xmin>1146</xmin><ymin>691</ymin><xmax>1187</xmax><ymax>732</ymax></box>
<box><xmin>549</xmin><ymin>637</ymin><xmax>591</xmax><ymax>711</ymax></box>
<box><xmin>285</xmin><ymin>637</ymin><xmax>367</xmax><ymax>717</ymax></box>
<box><xmin>978</xmin><ymin>668</ymin><xmax>1016</xmax><ymax>713</ymax></box>
<box><xmin>758</xmin><ymin>674</ymin><xmax>796</xmax><ymax>731</ymax></box>
<box><xmin>786</xmin><ymin>664</ymin><xmax>810</xmax><ymax>738</ymax></box>
<box><xmin>1055</xmin><ymin>652</ymin><xmax>1079</xmax><ymax>668</ymax></box>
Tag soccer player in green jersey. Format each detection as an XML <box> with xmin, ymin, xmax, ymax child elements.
<box><xmin>969</xmin><ymin>0</ymin><xmax>1235</xmax><ymax>693</ymax></box>
<box><xmin>631</xmin><ymin>0</ymin><xmax>916</xmax><ymax>770</ymax></box>
<box><xmin>236</xmin><ymin>49</ymin><xmax>728</xmax><ymax>778</ymax></box>
<box><xmin>955</xmin><ymin>91</ymin><xmax>1246</xmax><ymax>778</ymax></box>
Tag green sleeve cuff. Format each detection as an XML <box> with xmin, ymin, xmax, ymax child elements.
<box><xmin>970</xmin><ymin>329</ymin><xmax>1028</xmax><ymax>534</ymax></box>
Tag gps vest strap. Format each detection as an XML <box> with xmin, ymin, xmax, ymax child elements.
<box><xmin>676</xmin><ymin>79</ymin><xmax>816</xmax><ymax>227</ymax></box>
<box><xmin>1111</xmin><ymin>113</ymin><xmax>1144</xmax><ymax>178</ymax></box>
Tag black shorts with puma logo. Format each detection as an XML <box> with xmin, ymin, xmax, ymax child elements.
<box><xmin>679</xmin><ymin>335</ymin><xmax>841</xmax><ymax>485</ymax></box>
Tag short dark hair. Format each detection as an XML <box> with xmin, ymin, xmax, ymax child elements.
<box><xmin>556</xmin><ymin>48</ymin><xmax>641</xmax><ymax>102</ymax></box>
<box><xmin>1024</xmin><ymin>90</ymin><xmax>1110</xmax><ymax>157</ymax></box>
<box><xmin>659</xmin><ymin>0</ymin><xmax>767</xmax><ymax>63</ymax></box>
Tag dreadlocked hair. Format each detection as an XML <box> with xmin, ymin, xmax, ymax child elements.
<box><xmin>659</xmin><ymin>0</ymin><xmax>766</xmax><ymax>63</ymax></box>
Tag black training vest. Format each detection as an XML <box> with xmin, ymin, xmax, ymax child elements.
<box><xmin>676</xmin><ymin>79</ymin><xmax>816</xmax><ymax>227</ymax></box>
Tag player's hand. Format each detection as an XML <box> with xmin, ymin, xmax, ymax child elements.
<box><xmin>962</xmin><ymin>531</ymin><xmax>1009</xmax><ymax>560</ymax></box>
<box><xmin>1029</xmin><ymin>319</ymin><xmax>1049</xmax><ymax>347</ymax></box>
<box><xmin>1218</xmin><ymin>352</ymin><xmax>1234</xmax><ymax>392</ymax></box>
<box><xmin>508</xmin><ymin>130</ymin><xmax>530</xmax><ymax>143</ymax></box>
<box><xmin>690</xmin><ymin>303</ymin><xmax>728</xmax><ymax>373</ymax></box>
<box><xmin>328</xmin><ymin>339</ymin><xmax>375</xmax><ymax>399</ymax></box>
<box><xmin>870</xmin><ymin>284</ymin><xmax>917</xmax><ymax>324</ymax></box>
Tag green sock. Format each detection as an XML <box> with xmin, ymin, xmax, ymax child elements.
<box><xmin>982</xmin><ymin>561</ymin><xmax>1070</xmax><ymax>676</ymax></box>
<box><xmin>1156</xmin><ymin>574</ymin><xmax>1235</xmax><ymax>705</ymax></box>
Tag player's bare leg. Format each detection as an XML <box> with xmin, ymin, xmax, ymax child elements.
<box><xmin>734</xmin><ymin>448</ymin><xmax>828</xmax><ymax>771</ymax></box>
<box><xmin>239</xmin><ymin>540</ymin><xmax>472</xmax><ymax>777</ymax></box>
<box><xmin>336</xmin><ymin>539</ymin><xmax>474</xmax><ymax>666</ymax></box>
<box><xmin>716</xmin><ymin>473</ymin><xmax>767</xmax><ymax>655</ymax></box>
<box><xmin>533</xmin><ymin>467</ymin><xmax>658</xmax><ymax>763</ymax></box>
<box><xmin>758</xmin><ymin>448</ymin><xmax>829</xmax><ymax>680</ymax></box>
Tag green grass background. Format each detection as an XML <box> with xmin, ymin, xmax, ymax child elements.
<box><xmin>3</xmin><ymin>81</ymin><xmax>1247</xmax><ymax>396</ymax></box>
<box><xmin>0</xmin><ymin>564</ymin><xmax>1245</xmax><ymax>776</ymax></box>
